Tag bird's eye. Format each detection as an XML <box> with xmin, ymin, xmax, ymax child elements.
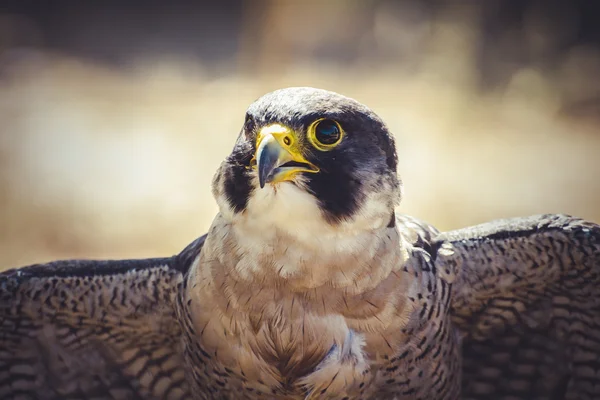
<box><xmin>308</xmin><ymin>119</ymin><xmax>344</xmax><ymax>150</ymax></box>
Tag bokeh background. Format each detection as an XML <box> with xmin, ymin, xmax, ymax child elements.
<box><xmin>0</xmin><ymin>0</ymin><xmax>599</xmax><ymax>268</ymax></box>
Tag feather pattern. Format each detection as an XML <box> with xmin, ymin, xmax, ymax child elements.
<box><xmin>433</xmin><ymin>214</ymin><xmax>600</xmax><ymax>399</ymax></box>
<box><xmin>0</xmin><ymin>235</ymin><xmax>205</xmax><ymax>400</ymax></box>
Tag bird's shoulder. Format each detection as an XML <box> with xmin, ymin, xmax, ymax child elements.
<box><xmin>0</xmin><ymin>233</ymin><xmax>208</xmax><ymax>328</ymax></box>
<box><xmin>427</xmin><ymin>214</ymin><xmax>600</xmax><ymax>398</ymax></box>
<box><xmin>395</xmin><ymin>213</ymin><xmax>440</xmax><ymax>251</ymax></box>
<box><xmin>0</xmin><ymin>234</ymin><xmax>207</xmax><ymax>399</ymax></box>
<box><xmin>0</xmin><ymin>233</ymin><xmax>206</xmax><ymax>286</ymax></box>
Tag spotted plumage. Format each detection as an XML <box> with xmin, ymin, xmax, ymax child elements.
<box><xmin>1</xmin><ymin>87</ymin><xmax>599</xmax><ymax>399</ymax></box>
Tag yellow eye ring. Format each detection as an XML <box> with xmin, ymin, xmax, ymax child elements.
<box><xmin>307</xmin><ymin>118</ymin><xmax>344</xmax><ymax>151</ymax></box>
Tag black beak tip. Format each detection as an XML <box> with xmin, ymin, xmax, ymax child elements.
<box><xmin>257</xmin><ymin>142</ymin><xmax>279</xmax><ymax>189</ymax></box>
<box><xmin>258</xmin><ymin>161</ymin><xmax>271</xmax><ymax>189</ymax></box>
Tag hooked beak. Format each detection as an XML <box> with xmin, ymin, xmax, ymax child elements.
<box><xmin>255</xmin><ymin>124</ymin><xmax>319</xmax><ymax>188</ymax></box>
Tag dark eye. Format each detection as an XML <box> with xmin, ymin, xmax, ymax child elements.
<box><xmin>312</xmin><ymin>119</ymin><xmax>343</xmax><ymax>147</ymax></box>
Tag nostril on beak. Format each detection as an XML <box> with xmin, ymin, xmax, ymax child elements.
<box><xmin>282</xmin><ymin>136</ymin><xmax>292</xmax><ymax>146</ymax></box>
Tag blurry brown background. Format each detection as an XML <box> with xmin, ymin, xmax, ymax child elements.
<box><xmin>0</xmin><ymin>0</ymin><xmax>599</xmax><ymax>268</ymax></box>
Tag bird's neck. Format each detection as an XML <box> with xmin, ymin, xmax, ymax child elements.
<box><xmin>196</xmin><ymin>212</ymin><xmax>409</xmax><ymax>297</ymax></box>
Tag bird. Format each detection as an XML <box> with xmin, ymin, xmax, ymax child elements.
<box><xmin>0</xmin><ymin>87</ymin><xmax>599</xmax><ymax>400</ymax></box>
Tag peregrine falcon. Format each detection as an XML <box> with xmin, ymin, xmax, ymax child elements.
<box><xmin>1</xmin><ymin>87</ymin><xmax>599</xmax><ymax>400</ymax></box>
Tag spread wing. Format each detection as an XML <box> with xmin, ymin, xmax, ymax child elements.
<box><xmin>432</xmin><ymin>214</ymin><xmax>600</xmax><ymax>400</ymax></box>
<box><xmin>0</xmin><ymin>235</ymin><xmax>205</xmax><ymax>400</ymax></box>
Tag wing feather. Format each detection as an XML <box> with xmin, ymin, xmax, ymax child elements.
<box><xmin>396</xmin><ymin>213</ymin><xmax>440</xmax><ymax>250</ymax></box>
<box><xmin>432</xmin><ymin>214</ymin><xmax>600</xmax><ymax>400</ymax></box>
<box><xmin>0</xmin><ymin>235</ymin><xmax>206</xmax><ymax>400</ymax></box>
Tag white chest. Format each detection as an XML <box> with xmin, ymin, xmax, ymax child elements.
<box><xmin>188</xmin><ymin>281</ymin><xmax>375</xmax><ymax>397</ymax></box>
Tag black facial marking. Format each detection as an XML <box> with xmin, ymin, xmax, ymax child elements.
<box><xmin>222</xmin><ymin>134</ymin><xmax>254</xmax><ymax>213</ymax></box>
<box><xmin>302</xmin><ymin>107</ymin><xmax>398</xmax><ymax>222</ymax></box>
<box><xmin>305</xmin><ymin>150</ymin><xmax>364</xmax><ymax>223</ymax></box>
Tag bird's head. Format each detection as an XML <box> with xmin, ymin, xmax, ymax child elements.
<box><xmin>212</xmin><ymin>87</ymin><xmax>401</xmax><ymax>245</ymax></box>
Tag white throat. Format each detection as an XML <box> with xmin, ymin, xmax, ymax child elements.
<box><xmin>211</xmin><ymin>180</ymin><xmax>404</xmax><ymax>291</ymax></box>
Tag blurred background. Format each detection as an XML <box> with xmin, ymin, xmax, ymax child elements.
<box><xmin>0</xmin><ymin>0</ymin><xmax>599</xmax><ymax>268</ymax></box>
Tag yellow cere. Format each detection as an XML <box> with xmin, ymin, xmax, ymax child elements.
<box><xmin>256</xmin><ymin>123</ymin><xmax>304</xmax><ymax>157</ymax></box>
<box><xmin>253</xmin><ymin>123</ymin><xmax>319</xmax><ymax>184</ymax></box>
